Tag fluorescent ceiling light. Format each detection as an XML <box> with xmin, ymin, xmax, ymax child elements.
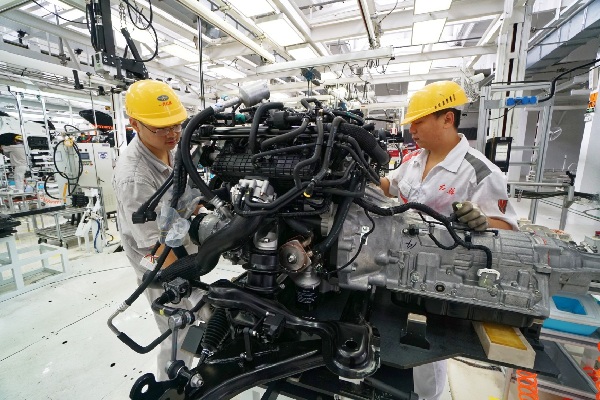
<box><xmin>256</xmin><ymin>13</ymin><xmax>304</xmax><ymax>47</ymax></box>
<box><xmin>287</xmin><ymin>43</ymin><xmax>319</xmax><ymax>60</ymax></box>
<box><xmin>407</xmin><ymin>81</ymin><xmax>427</xmax><ymax>93</ymax></box>
<box><xmin>227</xmin><ymin>0</ymin><xmax>276</xmax><ymax>17</ymax></box>
<box><xmin>207</xmin><ymin>64</ymin><xmax>246</xmax><ymax>79</ymax></box>
<box><xmin>162</xmin><ymin>43</ymin><xmax>201</xmax><ymax>63</ymax></box>
<box><xmin>414</xmin><ymin>0</ymin><xmax>453</xmax><ymax>14</ymax></box>
<box><xmin>411</xmin><ymin>19</ymin><xmax>446</xmax><ymax>45</ymax></box>
<box><xmin>409</xmin><ymin>61</ymin><xmax>432</xmax><ymax>75</ymax></box>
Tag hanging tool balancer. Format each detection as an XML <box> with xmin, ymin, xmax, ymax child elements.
<box><xmin>86</xmin><ymin>0</ymin><xmax>148</xmax><ymax>81</ymax></box>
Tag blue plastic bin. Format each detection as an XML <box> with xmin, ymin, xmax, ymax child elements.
<box><xmin>543</xmin><ymin>293</ymin><xmax>600</xmax><ymax>336</ymax></box>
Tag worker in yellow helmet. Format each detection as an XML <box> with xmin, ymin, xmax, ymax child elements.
<box><xmin>113</xmin><ymin>80</ymin><xmax>208</xmax><ymax>381</ymax></box>
<box><xmin>380</xmin><ymin>81</ymin><xmax>518</xmax><ymax>399</ymax></box>
<box><xmin>0</xmin><ymin>133</ymin><xmax>28</xmax><ymax>192</ymax></box>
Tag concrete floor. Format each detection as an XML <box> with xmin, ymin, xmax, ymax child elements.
<box><xmin>0</xmin><ymin>197</ymin><xmax>597</xmax><ymax>400</ymax></box>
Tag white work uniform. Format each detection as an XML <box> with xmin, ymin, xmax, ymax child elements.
<box><xmin>387</xmin><ymin>134</ymin><xmax>518</xmax><ymax>229</ymax></box>
<box><xmin>113</xmin><ymin>136</ymin><xmax>207</xmax><ymax>381</ymax></box>
<box><xmin>4</xmin><ymin>144</ymin><xmax>27</xmax><ymax>192</ymax></box>
<box><xmin>385</xmin><ymin>134</ymin><xmax>518</xmax><ymax>400</ymax></box>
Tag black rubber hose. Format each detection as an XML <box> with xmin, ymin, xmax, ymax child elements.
<box><xmin>150</xmin><ymin>291</ymin><xmax>179</xmax><ymax>316</ymax></box>
<box><xmin>293</xmin><ymin>115</ymin><xmax>324</xmax><ymax>189</ymax></box>
<box><xmin>251</xmin><ymin>143</ymin><xmax>315</xmax><ymax>164</ymax></box>
<box><xmin>354</xmin><ymin>199</ymin><xmax>493</xmax><ymax>269</ymax></box>
<box><xmin>316</xmin><ymin>161</ymin><xmax>356</xmax><ymax>186</ymax></box>
<box><xmin>338</xmin><ymin>123</ymin><xmax>390</xmax><ymax>165</ymax></box>
<box><xmin>260</xmin><ymin>117</ymin><xmax>310</xmax><ymax>150</ymax></box>
<box><xmin>362</xmin><ymin>122</ymin><xmax>375</xmax><ymax>131</ymax></box>
<box><xmin>335</xmin><ymin>143</ymin><xmax>380</xmax><ymax>185</ymax></box>
<box><xmin>331</xmin><ymin>109</ymin><xmax>364</xmax><ymax>125</ymax></box>
<box><xmin>249</xmin><ymin>102</ymin><xmax>284</xmax><ymax>154</ymax></box>
<box><xmin>180</xmin><ymin>107</ymin><xmax>217</xmax><ymax>200</ymax></box>
<box><xmin>146</xmin><ymin>177</ymin><xmax>173</xmax><ymax>216</ymax></box>
<box><xmin>283</xmin><ymin>218</ymin><xmax>312</xmax><ymax>236</ymax></box>
<box><xmin>116</xmin><ymin>328</ymin><xmax>172</xmax><ymax>354</ymax></box>
<box><xmin>155</xmin><ymin>214</ymin><xmax>263</xmax><ymax>282</ymax></box>
<box><xmin>132</xmin><ymin>172</ymin><xmax>173</xmax><ymax>224</ymax></box>
<box><xmin>243</xmin><ymin>184</ymin><xmax>308</xmax><ymax>211</ymax></box>
<box><xmin>43</xmin><ymin>173</ymin><xmax>61</xmax><ymax>200</ymax></box>
<box><xmin>337</xmin><ymin>136</ymin><xmax>380</xmax><ymax>183</ymax></box>
<box><xmin>125</xmin><ymin>243</ymin><xmax>171</xmax><ymax>305</ymax></box>
<box><xmin>300</xmin><ymin>98</ymin><xmax>321</xmax><ymax>112</ymax></box>
<box><xmin>316</xmin><ymin>116</ymin><xmax>344</xmax><ymax>178</ymax></box>
<box><xmin>312</xmin><ymin>173</ymin><xmax>359</xmax><ymax>255</ymax></box>
<box><xmin>170</xmin><ymin>151</ymin><xmax>187</xmax><ymax>209</ymax></box>
<box><xmin>52</xmin><ymin>139</ymin><xmax>83</xmax><ymax>195</ymax></box>
<box><xmin>236</xmin><ymin>185</ymin><xmax>310</xmax><ymax>216</ymax></box>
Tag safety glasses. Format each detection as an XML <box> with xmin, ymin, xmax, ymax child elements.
<box><xmin>140</xmin><ymin>122</ymin><xmax>183</xmax><ymax>137</ymax></box>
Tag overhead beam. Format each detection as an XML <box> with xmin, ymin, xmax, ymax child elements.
<box><xmin>217</xmin><ymin>68</ymin><xmax>464</xmax><ymax>97</ymax></box>
<box><xmin>526</xmin><ymin>0</ymin><xmax>600</xmax><ymax>70</ymax></box>
<box><xmin>357</xmin><ymin>0</ymin><xmax>377</xmax><ymax>48</ymax></box>
<box><xmin>0</xmin><ymin>10</ymin><xmax>200</xmax><ymax>84</ymax></box>
<box><xmin>206</xmin><ymin>0</ymin><xmax>504</xmax><ymax>60</ymax></box>
<box><xmin>212</xmin><ymin>46</ymin><xmax>495</xmax><ymax>87</ymax></box>
<box><xmin>175</xmin><ymin>0</ymin><xmax>276</xmax><ymax>63</ymax></box>
<box><xmin>256</xmin><ymin>46</ymin><xmax>394</xmax><ymax>75</ymax></box>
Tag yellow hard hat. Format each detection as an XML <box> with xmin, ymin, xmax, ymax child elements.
<box><xmin>401</xmin><ymin>81</ymin><xmax>468</xmax><ymax>125</ymax></box>
<box><xmin>125</xmin><ymin>80</ymin><xmax>187</xmax><ymax>128</ymax></box>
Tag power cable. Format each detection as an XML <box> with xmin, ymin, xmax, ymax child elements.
<box><xmin>488</xmin><ymin>105</ymin><xmax>516</xmax><ymax>121</ymax></box>
<box><xmin>538</xmin><ymin>57</ymin><xmax>600</xmax><ymax>103</ymax></box>
<box><xmin>119</xmin><ymin>0</ymin><xmax>158</xmax><ymax>62</ymax></box>
<box><xmin>378</xmin><ymin>0</ymin><xmax>398</xmax><ymax>24</ymax></box>
<box><xmin>329</xmin><ymin>210</ymin><xmax>375</xmax><ymax>276</ymax></box>
<box><xmin>125</xmin><ymin>0</ymin><xmax>153</xmax><ymax>30</ymax></box>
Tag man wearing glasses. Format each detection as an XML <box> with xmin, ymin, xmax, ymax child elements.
<box><xmin>113</xmin><ymin>80</ymin><xmax>199</xmax><ymax>380</ymax></box>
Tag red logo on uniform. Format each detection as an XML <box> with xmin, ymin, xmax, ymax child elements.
<box><xmin>498</xmin><ymin>199</ymin><xmax>508</xmax><ymax>214</ymax></box>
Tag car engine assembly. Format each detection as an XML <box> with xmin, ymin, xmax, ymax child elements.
<box><xmin>106</xmin><ymin>82</ymin><xmax>600</xmax><ymax>400</ymax></box>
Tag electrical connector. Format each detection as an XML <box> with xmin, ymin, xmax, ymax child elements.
<box><xmin>505</xmin><ymin>96</ymin><xmax>538</xmax><ymax>107</ymax></box>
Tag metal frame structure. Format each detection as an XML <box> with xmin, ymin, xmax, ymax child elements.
<box><xmin>477</xmin><ymin>82</ymin><xmax>563</xmax><ymax>225</ymax></box>
<box><xmin>0</xmin><ymin>234</ymin><xmax>71</xmax><ymax>301</ymax></box>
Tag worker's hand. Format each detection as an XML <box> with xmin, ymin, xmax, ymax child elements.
<box><xmin>452</xmin><ymin>201</ymin><xmax>489</xmax><ymax>231</ymax></box>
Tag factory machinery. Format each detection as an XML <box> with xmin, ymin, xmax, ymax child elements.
<box><xmin>105</xmin><ymin>82</ymin><xmax>600</xmax><ymax>400</ymax></box>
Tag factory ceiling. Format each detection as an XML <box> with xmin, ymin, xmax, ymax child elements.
<box><xmin>0</xmin><ymin>0</ymin><xmax>597</xmax><ymax>113</ymax></box>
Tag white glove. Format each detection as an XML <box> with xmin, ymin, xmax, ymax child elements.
<box><xmin>452</xmin><ymin>201</ymin><xmax>489</xmax><ymax>231</ymax></box>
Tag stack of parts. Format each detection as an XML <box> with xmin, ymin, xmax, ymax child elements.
<box><xmin>0</xmin><ymin>214</ymin><xmax>21</xmax><ymax>237</ymax></box>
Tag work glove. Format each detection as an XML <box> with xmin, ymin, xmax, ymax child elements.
<box><xmin>452</xmin><ymin>201</ymin><xmax>489</xmax><ymax>231</ymax></box>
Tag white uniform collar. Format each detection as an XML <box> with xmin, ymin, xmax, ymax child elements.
<box><xmin>435</xmin><ymin>134</ymin><xmax>469</xmax><ymax>173</ymax></box>
<box><xmin>131</xmin><ymin>135</ymin><xmax>174</xmax><ymax>174</ymax></box>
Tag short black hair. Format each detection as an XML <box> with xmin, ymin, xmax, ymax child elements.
<box><xmin>432</xmin><ymin>108</ymin><xmax>461</xmax><ymax>129</ymax></box>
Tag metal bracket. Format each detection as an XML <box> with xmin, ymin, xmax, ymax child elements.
<box><xmin>399</xmin><ymin>313</ymin><xmax>430</xmax><ymax>350</ymax></box>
